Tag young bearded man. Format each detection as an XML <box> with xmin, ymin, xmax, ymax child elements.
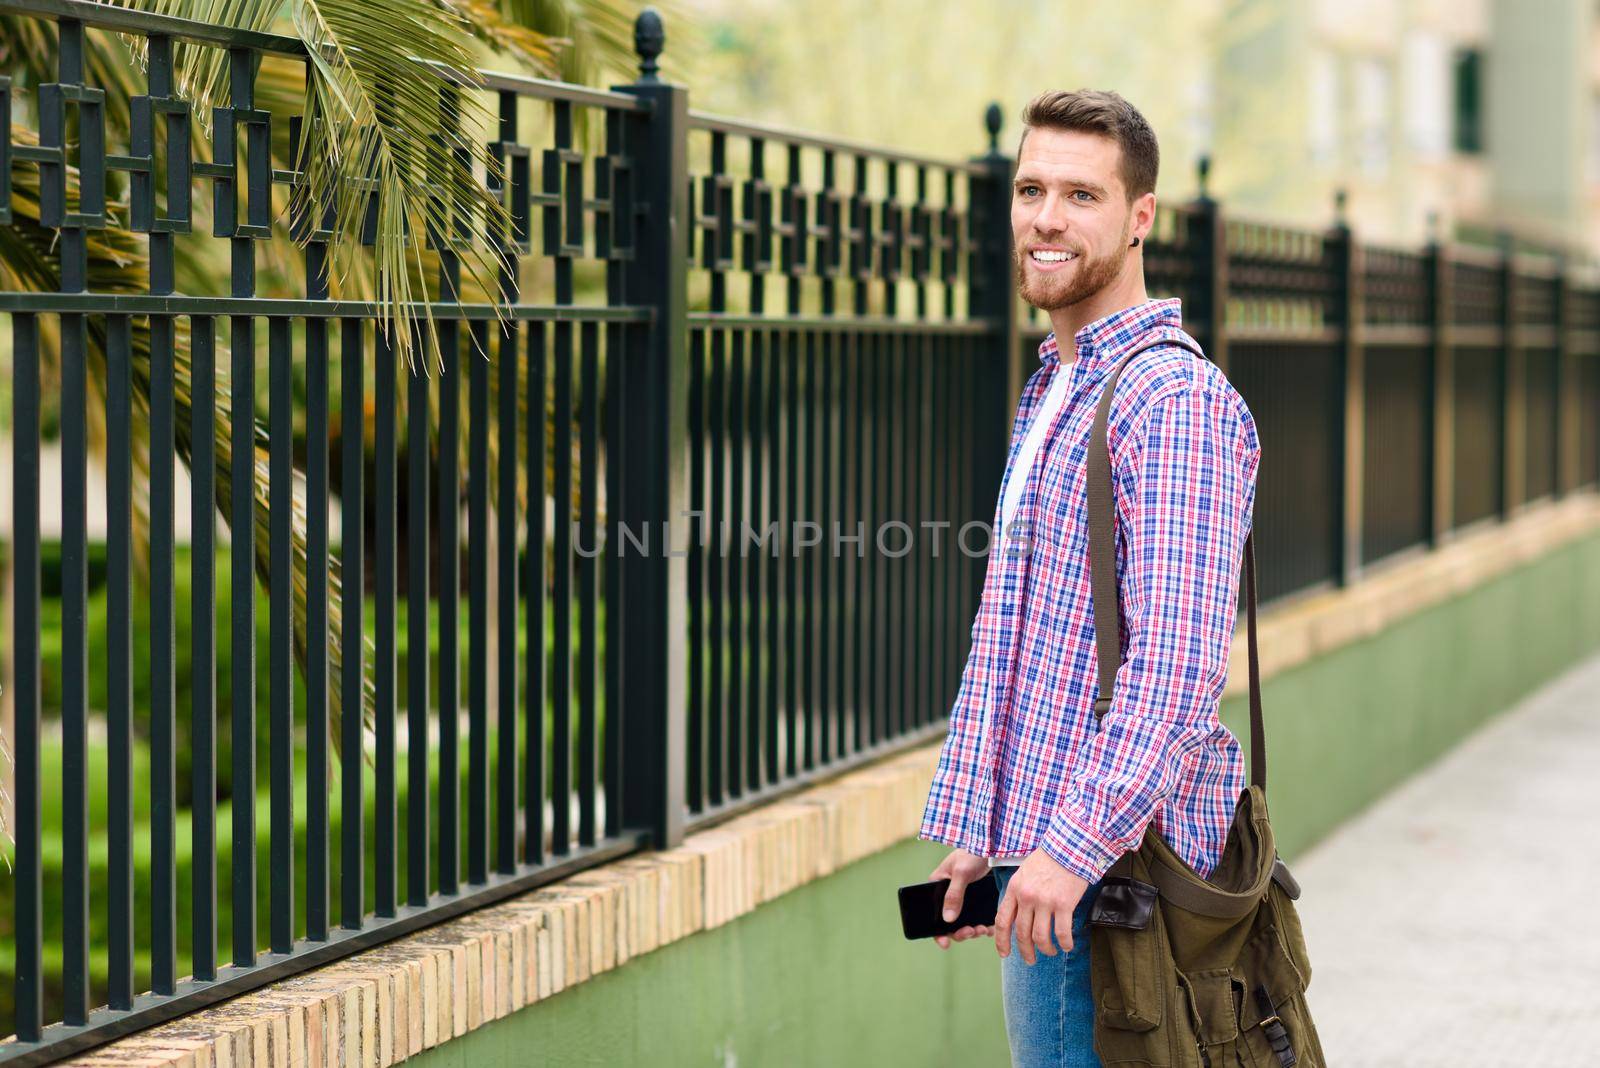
<box><xmin>917</xmin><ymin>89</ymin><xmax>1261</xmax><ymax>1067</ymax></box>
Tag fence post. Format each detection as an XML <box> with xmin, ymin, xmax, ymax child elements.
<box><xmin>1555</xmin><ymin>250</ymin><xmax>1580</xmax><ymax>496</ymax></box>
<box><xmin>1190</xmin><ymin>157</ymin><xmax>1229</xmax><ymax>376</ymax></box>
<box><xmin>1499</xmin><ymin>229</ymin><xmax>1525</xmax><ymax>517</ymax></box>
<box><xmin>1330</xmin><ymin>190</ymin><xmax>1365</xmax><ymax>585</ymax></box>
<box><xmin>970</xmin><ymin>103</ymin><xmax>1017</xmax><ymax>477</ymax></box>
<box><xmin>1426</xmin><ymin>214</ymin><xmax>1456</xmax><ymax>545</ymax></box>
<box><xmin>615</xmin><ymin>8</ymin><xmax>688</xmax><ymax>849</ymax></box>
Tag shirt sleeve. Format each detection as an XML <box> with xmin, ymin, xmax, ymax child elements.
<box><xmin>1038</xmin><ymin>385</ymin><xmax>1261</xmax><ymax>883</ymax></box>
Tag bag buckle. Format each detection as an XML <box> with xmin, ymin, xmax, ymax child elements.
<box><xmin>1252</xmin><ymin>983</ymin><xmax>1298</xmax><ymax>1068</ymax></box>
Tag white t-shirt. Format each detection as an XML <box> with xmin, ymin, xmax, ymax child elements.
<box><xmin>989</xmin><ymin>359</ymin><xmax>1074</xmax><ymax>870</ymax></box>
<box><xmin>1000</xmin><ymin>363</ymin><xmax>1072</xmax><ymax>532</ymax></box>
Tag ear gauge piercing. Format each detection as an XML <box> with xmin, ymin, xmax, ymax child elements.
<box><xmin>1129</xmin><ymin>235</ymin><xmax>1142</xmax><ymax>247</ymax></box>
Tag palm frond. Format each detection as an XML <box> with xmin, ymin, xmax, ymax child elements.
<box><xmin>496</xmin><ymin>0</ymin><xmax>638</xmax><ymax>86</ymax></box>
<box><xmin>292</xmin><ymin>0</ymin><xmax>518</xmax><ymax>372</ymax></box>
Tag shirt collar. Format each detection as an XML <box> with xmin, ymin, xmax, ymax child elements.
<box><xmin>1035</xmin><ymin>297</ymin><xmax>1185</xmax><ymax>377</ymax></box>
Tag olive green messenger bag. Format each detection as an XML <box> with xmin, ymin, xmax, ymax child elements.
<box><xmin>1081</xmin><ymin>334</ymin><xmax>1328</xmax><ymax>1068</ymax></box>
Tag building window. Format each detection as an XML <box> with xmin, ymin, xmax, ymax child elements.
<box><xmin>1310</xmin><ymin>49</ymin><xmax>1340</xmax><ymax>166</ymax></box>
<box><xmin>1404</xmin><ymin>30</ymin><xmax>1449</xmax><ymax>159</ymax></box>
<box><xmin>1355</xmin><ymin>57</ymin><xmax>1392</xmax><ymax>177</ymax></box>
<box><xmin>1453</xmin><ymin>47</ymin><xmax>1484</xmax><ymax>154</ymax></box>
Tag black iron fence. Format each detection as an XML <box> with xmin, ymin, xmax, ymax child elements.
<box><xmin>0</xmin><ymin>1</ymin><xmax>1597</xmax><ymax>1063</ymax></box>
<box><xmin>1021</xmin><ymin>185</ymin><xmax>1600</xmax><ymax>603</ymax></box>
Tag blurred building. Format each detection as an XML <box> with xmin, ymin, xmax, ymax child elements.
<box><xmin>677</xmin><ymin>0</ymin><xmax>1600</xmax><ymax>254</ymax></box>
<box><xmin>1217</xmin><ymin>0</ymin><xmax>1599</xmax><ymax>252</ymax></box>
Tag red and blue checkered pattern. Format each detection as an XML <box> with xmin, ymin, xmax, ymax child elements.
<box><xmin>918</xmin><ymin>297</ymin><xmax>1260</xmax><ymax>884</ymax></box>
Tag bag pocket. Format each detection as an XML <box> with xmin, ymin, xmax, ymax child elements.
<box><xmin>1089</xmin><ymin>894</ymin><xmax>1178</xmax><ymax>1067</ymax></box>
<box><xmin>1235</xmin><ymin>919</ymin><xmax>1325</xmax><ymax>1068</ymax></box>
<box><xmin>1266</xmin><ymin>879</ymin><xmax>1313</xmax><ymax>989</ymax></box>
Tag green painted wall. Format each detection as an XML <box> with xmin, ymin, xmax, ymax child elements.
<box><xmin>411</xmin><ymin>528</ymin><xmax>1600</xmax><ymax>1068</ymax></box>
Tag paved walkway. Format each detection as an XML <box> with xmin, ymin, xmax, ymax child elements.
<box><xmin>1292</xmin><ymin>650</ymin><xmax>1600</xmax><ymax>1066</ymax></box>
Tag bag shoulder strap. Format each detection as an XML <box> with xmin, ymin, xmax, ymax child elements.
<box><xmin>1086</xmin><ymin>332</ymin><xmax>1266</xmax><ymax>791</ymax></box>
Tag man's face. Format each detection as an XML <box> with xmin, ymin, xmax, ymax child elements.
<box><xmin>1010</xmin><ymin>127</ymin><xmax>1145</xmax><ymax>312</ymax></box>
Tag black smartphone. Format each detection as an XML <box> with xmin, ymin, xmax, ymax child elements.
<box><xmin>898</xmin><ymin>873</ymin><xmax>1001</xmax><ymax>940</ymax></box>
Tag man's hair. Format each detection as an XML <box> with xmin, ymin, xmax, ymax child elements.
<box><xmin>1017</xmin><ymin>89</ymin><xmax>1160</xmax><ymax>203</ymax></box>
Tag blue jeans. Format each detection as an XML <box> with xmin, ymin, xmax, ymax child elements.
<box><xmin>993</xmin><ymin>865</ymin><xmax>1105</xmax><ymax>1068</ymax></box>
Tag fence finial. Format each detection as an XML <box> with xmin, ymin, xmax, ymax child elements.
<box><xmin>1196</xmin><ymin>155</ymin><xmax>1212</xmax><ymax>200</ymax></box>
<box><xmin>1333</xmin><ymin>187</ymin><xmax>1348</xmax><ymax>226</ymax></box>
<box><xmin>985</xmin><ymin>102</ymin><xmax>1003</xmax><ymax>154</ymax></box>
<box><xmin>1426</xmin><ymin>209</ymin><xmax>1440</xmax><ymax>244</ymax></box>
<box><xmin>634</xmin><ymin>7</ymin><xmax>665</xmax><ymax>83</ymax></box>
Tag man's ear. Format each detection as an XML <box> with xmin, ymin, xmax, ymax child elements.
<box><xmin>1135</xmin><ymin>191</ymin><xmax>1157</xmax><ymax>242</ymax></box>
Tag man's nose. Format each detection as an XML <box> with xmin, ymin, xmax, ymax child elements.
<box><xmin>1031</xmin><ymin>193</ymin><xmax>1071</xmax><ymax>236</ymax></box>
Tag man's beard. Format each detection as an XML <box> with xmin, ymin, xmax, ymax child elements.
<box><xmin>1014</xmin><ymin>222</ymin><xmax>1130</xmax><ymax>311</ymax></box>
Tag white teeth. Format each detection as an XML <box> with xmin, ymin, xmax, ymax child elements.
<box><xmin>1031</xmin><ymin>250</ymin><xmax>1076</xmax><ymax>262</ymax></box>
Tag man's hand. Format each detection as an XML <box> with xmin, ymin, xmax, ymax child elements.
<box><xmin>929</xmin><ymin>849</ymin><xmax>994</xmax><ymax>950</ymax></box>
<box><xmin>993</xmin><ymin>848</ymin><xmax>1090</xmax><ymax>964</ymax></box>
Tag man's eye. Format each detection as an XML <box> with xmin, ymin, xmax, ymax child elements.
<box><xmin>1073</xmin><ymin>190</ymin><xmax>1093</xmax><ymax>201</ymax></box>
<box><xmin>1020</xmin><ymin>186</ymin><xmax>1040</xmax><ymax>197</ymax></box>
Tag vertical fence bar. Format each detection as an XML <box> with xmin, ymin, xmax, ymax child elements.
<box><xmin>709</xmin><ymin>330</ymin><xmax>726</xmax><ymax>798</ymax></box>
<box><xmin>818</xmin><ymin>332</ymin><xmax>836</xmax><ymax>755</ymax></box>
<box><xmin>971</xmin><ymin>104</ymin><xmax>1019</xmax><ymax>473</ymax></box>
<box><xmin>106</xmin><ymin>314</ymin><xmax>134</xmax><ymax>1010</ymax></box>
<box><xmin>408</xmin><ymin>336</ymin><xmax>432</xmax><ymax>907</ymax></box>
<box><xmin>437</xmin><ymin>84</ymin><xmax>464</xmax><ymax>895</ymax></box>
<box><xmin>439</xmin><ymin>326</ymin><xmax>462</xmax><ymax>891</ymax></box>
<box><xmin>727</xmin><ymin>330</ymin><xmax>745</xmax><ymax>796</ymax></box>
<box><xmin>57</xmin><ymin>16</ymin><xmax>92</xmax><ymax>1022</ymax></box>
<box><xmin>374</xmin><ymin>330</ymin><xmax>398</xmax><ymax>915</ymax></box>
<box><xmin>1330</xmin><ymin>196</ymin><xmax>1365</xmax><ymax>585</ymax></box>
<box><xmin>12</xmin><ymin>313</ymin><xmax>42</xmax><ymax>1041</ymax></box>
<box><xmin>227</xmin><ymin>43</ymin><xmax>259</xmax><ymax>969</ymax></box>
<box><xmin>777</xmin><ymin>334</ymin><xmax>796</xmax><ymax>767</ymax></box>
<box><xmin>765</xmin><ymin>329</ymin><xmax>784</xmax><ymax>780</ymax></box>
<box><xmin>469</xmin><ymin>321</ymin><xmax>491</xmax><ymax>881</ymax></box>
<box><xmin>1556</xmin><ymin>254</ymin><xmax>1580</xmax><ymax>496</ymax></box>
<box><xmin>802</xmin><ymin>331</ymin><xmax>820</xmax><ymax>766</ymax></box>
<box><xmin>291</xmin><ymin>107</ymin><xmax>333</xmax><ymax>944</ymax></box>
<box><xmin>1500</xmin><ymin>231</ymin><xmax>1525</xmax><ymax>517</ymax></box>
<box><xmin>139</xmin><ymin>29</ymin><xmax>178</xmax><ymax>1000</ymax></box>
<box><xmin>191</xmin><ymin>315</ymin><xmax>219</xmax><ymax>979</ymax></box>
<box><xmin>879</xmin><ymin>335</ymin><xmax>896</xmax><ymax>740</ymax></box>
<box><xmin>339</xmin><ymin>320</ymin><xmax>366</xmax><ymax>928</ymax></box>
<box><xmin>934</xmin><ymin>337</ymin><xmax>947</xmax><ymax>713</ymax></box>
<box><xmin>745</xmin><ymin>329</ymin><xmax>765</xmax><ymax>791</ymax></box>
<box><xmin>268</xmin><ymin>318</ymin><xmax>296</xmax><ymax>953</ymax></box>
<box><xmin>551</xmin><ymin>325</ymin><xmax>573</xmax><ymax>853</ymax></box>
<box><xmin>688</xmin><ymin>328</ymin><xmax>706</xmax><ymax>813</ymax></box>
<box><xmin>869</xmin><ymin>336</ymin><xmax>886</xmax><ymax>747</ymax></box>
<box><xmin>1428</xmin><ymin>236</ymin><xmax>1455</xmax><ymax>545</ymax></box>
<box><xmin>912</xmin><ymin>332</ymin><xmax>929</xmax><ymax>728</ymax></box>
<box><xmin>496</xmin><ymin>89</ymin><xmax>522</xmax><ymax>872</ymax></box>
<box><xmin>525</xmin><ymin>322</ymin><xmax>546</xmax><ymax>861</ymax></box>
<box><xmin>498</xmin><ymin>317</ymin><xmax>520</xmax><ymax>873</ymax></box>
<box><xmin>850</xmin><ymin>332</ymin><xmax>868</xmax><ymax>752</ymax></box>
<box><xmin>1191</xmin><ymin>159</ymin><xmax>1230</xmax><ymax>376</ymax></box>
<box><xmin>304</xmin><ymin>258</ymin><xmax>331</xmax><ymax>944</ymax></box>
<box><xmin>578</xmin><ymin>321</ymin><xmax>600</xmax><ymax>845</ymax></box>
<box><xmin>616</xmin><ymin>16</ymin><xmax>689</xmax><ymax>846</ymax></box>
<box><xmin>602</xmin><ymin>322</ymin><xmax>625</xmax><ymax>838</ymax></box>
<box><xmin>151</xmin><ymin>303</ymin><xmax>180</xmax><ymax>990</ymax></box>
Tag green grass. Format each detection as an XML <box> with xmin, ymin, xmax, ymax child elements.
<box><xmin>1</xmin><ymin>541</ymin><xmax>611</xmax><ymax>1030</ymax></box>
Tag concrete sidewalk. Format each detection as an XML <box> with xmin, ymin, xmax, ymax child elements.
<box><xmin>1291</xmin><ymin>650</ymin><xmax>1600</xmax><ymax>1066</ymax></box>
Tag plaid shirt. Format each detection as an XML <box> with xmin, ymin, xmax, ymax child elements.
<box><xmin>918</xmin><ymin>297</ymin><xmax>1259</xmax><ymax>884</ymax></box>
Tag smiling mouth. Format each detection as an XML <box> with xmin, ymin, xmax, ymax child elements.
<box><xmin>1029</xmin><ymin>249</ymin><xmax>1078</xmax><ymax>263</ymax></box>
